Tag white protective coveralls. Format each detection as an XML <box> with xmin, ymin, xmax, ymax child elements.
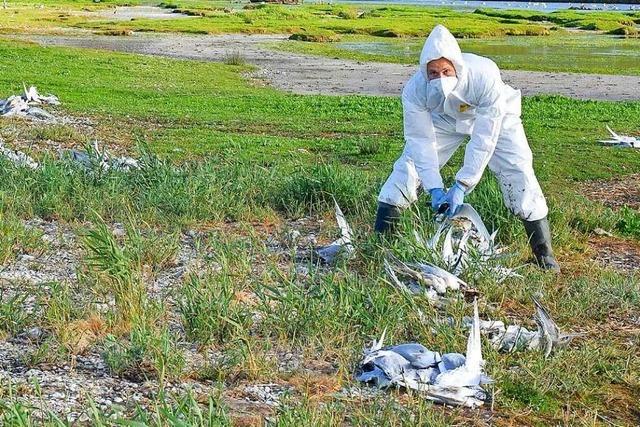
<box><xmin>378</xmin><ymin>25</ymin><xmax>548</xmax><ymax>221</ymax></box>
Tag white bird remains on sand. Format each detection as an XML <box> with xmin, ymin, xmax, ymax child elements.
<box><xmin>598</xmin><ymin>125</ymin><xmax>640</xmax><ymax>148</ymax></box>
<box><xmin>356</xmin><ymin>299</ymin><xmax>492</xmax><ymax>408</ymax></box>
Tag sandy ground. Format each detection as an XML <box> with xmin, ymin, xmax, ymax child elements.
<box><xmin>19</xmin><ymin>32</ymin><xmax>640</xmax><ymax>101</ymax></box>
<box><xmin>93</xmin><ymin>6</ymin><xmax>194</xmax><ymax>21</ymax></box>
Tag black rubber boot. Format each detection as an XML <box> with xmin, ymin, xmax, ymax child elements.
<box><xmin>374</xmin><ymin>202</ymin><xmax>402</xmax><ymax>234</ymax></box>
<box><xmin>522</xmin><ymin>217</ymin><xmax>561</xmax><ymax>273</ymax></box>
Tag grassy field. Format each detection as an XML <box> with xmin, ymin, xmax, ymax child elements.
<box><xmin>0</xmin><ymin>35</ymin><xmax>639</xmax><ymax>424</ymax></box>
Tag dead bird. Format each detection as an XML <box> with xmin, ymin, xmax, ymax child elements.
<box><xmin>419</xmin><ymin>203</ymin><xmax>521</xmax><ymax>282</ymax></box>
<box><xmin>316</xmin><ymin>200</ymin><xmax>354</xmax><ymax>264</ymax></box>
<box><xmin>63</xmin><ymin>141</ymin><xmax>141</xmax><ymax>173</ymax></box>
<box><xmin>598</xmin><ymin>125</ymin><xmax>640</xmax><ymax>149</ymax></box>
<box><xmin>533</xmin><ymin>296</ymin><xmax>581</xmax><ymax>358</ymax></box>
<box><xmin>0</xmin><ymin>139</ymin><xmax>39</xmax><ymax>170</ymax></box>
<box><xmin>434</xmin><ymin>299</ymin><xmax>492</xmax><ymax>388</ymax></box>
<box><xmin>356</xmin><ymin>299</ymin><xmax>492</xmax><ymax>408</ymax></box>
<box><xmin>384</xmin><ymin>254</ymin><xmax>467</xmax><ymax>299</ymax></box>
<box><xmin>1</xmin><ymin>84</ymin><xmax>60</xmax><ymax>120</ymax></box>
<box><xmin>460</xmin><ymin>297</ymin><xmax>580</xmax><ymax>356</ymax></box>
<box><xmin>22</xmin><ymin>84</ymin><xmax>60</xmax><ymax>106</ymax></box>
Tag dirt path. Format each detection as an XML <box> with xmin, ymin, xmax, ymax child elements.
<box><xmin>22</xmin><ymin>32</ymin><xmax>640</xmax><ymax>101</ymax></box>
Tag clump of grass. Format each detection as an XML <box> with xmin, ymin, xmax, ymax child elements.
<box><xmin>370</xmin><ymin>28</ymin><xmax>404</xmax><ymax>38</ymax></box>
<box><xmin>223</xmin><ymin>50</ymin><xmax>246</xmax><ymax>66</ymax></box>
<box><xmin>0</xmin><ymin>214</ymin><xmax>44</xmax><ymax>264</ymax></box>
<box><xmin>29</xmin><ymin>124</ymin><xmax>87</xmax><ymax>145</ymax></box>
<box><xmin>89</xmin><ymin>392</ymin><xmax>230</xmax><ymax>425</ymax></box>
<box><xmin>124</xmin><ymin>223</ymin><xmax>180</xmax><ymax>277</ymax></box>
<box><xmin>102</xmin><ymin>317</ymin><xmax>185</xmax><ymax>383</ymax></box>
<box><xmin>83</xmin><ymin>219</ymin><xmax>146</xmax><ymax>331</ymax></box>
<box><xmin>330</xmin><ymin>6</ymin><xmax>360</xmax><ymax>20</ymax></box>
<box><xmin>289</xmin><ymin>30</ymin><xmax>341</xmax><ymax>43</ymax></box>
<box><xmin>0</xmin><ymin>292</ymin><xmax>29</xmax><ymax>339</ymax></box>
<box><xmin>356</xmin><ymin>139</ymin><xmax>385</xmax><ymax>156</ymax></box>
<box><xmin>609</xmin><ymin>26</ymin><xmax>640</xmax><ymax>37</ymax></box>
<box><xmin>42</xmin><ymin>282</ymin><xmax>107</xmax><ymax>355</ymax></box>
<box><xmin>177</xmin><ymin>273</ymin><xmax>252</xmax><ymax>346</ymax></box>
<box><xmin>272</xmin><ymin>164</ymin><xmax>376</xmax><ymax>217</ymax></box>
<box><xmin>96</xmin><ymin>29</ymin><xmax>133</xmax><ymax>36</ymax></box>
<box><xmin>20</xmin><ymin>339</ymin><xmax>67</xmax><ymax>368</ymax></box>
<box><xmin>616</xmin><ymin>206</ymin><xmax>640</xmax><ymax>237</ymax></box>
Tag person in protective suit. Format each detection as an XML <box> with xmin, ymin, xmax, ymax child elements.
<box><xmin>374</xmin><ymin>24</ymin><xmax>560</xmax><ymax>272</ymax></box>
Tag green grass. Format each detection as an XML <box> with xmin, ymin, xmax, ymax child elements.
<box><xmin>473</xmin><ymin>7</ymin><xmax>640</xmax><ymax>32</ymax></box>
<box><xmin>0</xmin><ymin>32</ymin><xmax>638</xmax><ymax>425</ymax></box>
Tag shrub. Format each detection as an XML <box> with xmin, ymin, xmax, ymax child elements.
<box><xmin>289</xmin><ymin>30</ymin><xmax>341</xmax><ymax>43</ymax></box>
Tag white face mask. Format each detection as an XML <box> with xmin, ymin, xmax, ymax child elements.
<box><xmin>426</xmin><ymin>76</ymin><xmax>458</xmax><ymax>110</ymax></box>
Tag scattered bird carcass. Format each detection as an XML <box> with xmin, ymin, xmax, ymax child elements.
<box><xmin>0</xmin><ymin>138</ymin><xmax>39</xmax><ymax>169</ymax></box>
<box><xmin>62</xmin><ymin>141</ymin><xmax>141</xmax><ymax>173</ymax></box>
<box><xmin>385</xmin><ymin>203</ymin><xmax>519</xmax><ymax>303</ymax></box>
<box><xmin>1</xmin><ymin>84</ymin><xmax>60</xmax><ymax>121</ymax></box>
<box><xmin>423</xmin><ymin>203</ymin><xmax>521</xmax><ymax>282</ymax></box>
<box><xmin>356</xmin><ymin>299</ymin><xmax>492</xmax><ymax>408</ymax></box>
<box><xmin>316</xmin><ymin>201</ymin><xmax>355</xmax><ymax>264</ymax></box>
<box><xmin>384</xmin><ymin>255</ymin><xmax>470</xmax><ymax>304</ymax></box>
<box><xmin>598</xmin><ymin>125</ymin><xmax>640</xmax><ymax>148</ymax></box>
<box><xmin>468</xmin><ymin>297</ymin><xmax>581</xmax><ymax>357</ymax></box>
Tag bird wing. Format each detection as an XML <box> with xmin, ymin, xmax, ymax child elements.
<box><xmin>532</xmin><ymin>297</ymin><xmax>560</xmax><ymax>340</ymax></box>
<box><xmin>388</xmin><ymin>344</ymin><xmax>440</xmax><ymax>369</ymax></box>
<box><xmin>384</xmin><ymin>258</ymin><xmax>413</xmax><ymax>295</ymax></box>
<box><xmin>441</xmin><ymin>226</ymin><xmax>454</xmax><ymax>264</ymax></box>
<box><xmin>428</xmin><ymin>221</ymin><xmax>448</xmax><ymax>250</ymax></box>
<box><xmin>465</xmin><ymin>298</ymin><xmax>483</xmax><ymax>370</ymax></box>
<box><xmin>415</xmin><ymin>262</ymin><xmax>467</xmax><ymax>289</ymax></box>
<box><xmin>333</xmin><ymin>199</ymin><xmax>353</xmax><ymax>243</ymax></box>
<box><xmin>606</xmin><ymin>125</ymin><xmax>620</xmax><ymax>140</ymax></box>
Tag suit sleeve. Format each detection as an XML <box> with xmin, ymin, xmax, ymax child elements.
<box><xmin>402</xmin><ymin>84</ymin><xmax>444</xmax><ymax>191</ymax></box>
<box><xmin>455</xmin><ymin>66</ymin><xmax>507</xmax><ymax>190</ymax></box>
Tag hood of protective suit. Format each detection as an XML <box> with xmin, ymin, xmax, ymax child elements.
<box><xmin>419</xmin><ymin>25</ymin><xmax>466</xmax><ymax>83</ymax></box>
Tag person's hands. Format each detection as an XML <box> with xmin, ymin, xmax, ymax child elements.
<box><xmin>429</xmin><ymin>188</ymin><xmax>447</xmax><ymax>212</ymax></box>
<box><xmin>445</xmin><ymin>182</ymin><xmax>465</xmax><ymax>217</ymax></box>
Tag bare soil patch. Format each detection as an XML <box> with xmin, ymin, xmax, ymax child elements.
<box><xmin>580</xmin><ymin>173</ymin><xmax>640</xmax><ymax>210</ymax></box>
<box><xmin>589</xmin><ymin>235</ymin><xmax>640</xmax><ymax>272</ymax></box>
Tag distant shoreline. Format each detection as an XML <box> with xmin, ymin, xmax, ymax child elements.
<box><xmin>478</xmin><ymin>0</ymin><xmax>640</xmax><ymax>3</ymax></box>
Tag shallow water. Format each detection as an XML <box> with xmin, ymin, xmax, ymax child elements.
<box><xmin>336</xmin><ymin>36</ymin><xmax>640</xmax><ymax>73</ymax></box>
<box><xmin>332</xmin><ymin>0</ymin><xmax>640</xmax><ymax>12</ymax></box>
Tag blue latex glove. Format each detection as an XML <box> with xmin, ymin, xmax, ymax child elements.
<box><xmin>445</xmin><ymin>182</ymin><xmax>466</xmax><ymax>217</ymax></box>
<box><xmin>429</xmin><ymin>188</ymin><xmax>447</xmax><ymax>212</ymax></box>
